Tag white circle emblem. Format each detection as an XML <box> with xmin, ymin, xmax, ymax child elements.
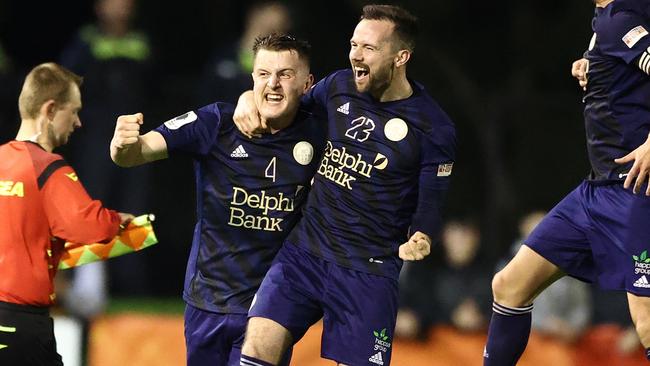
<box><xmin>384</xmin><ymin>118</ymin><xmax>408</xmax><ymax>142</ymax></box>
<box><xmin>293</xmin><ymin>141</ymin><xmax>314</xmax><ymax>165</ymax></box>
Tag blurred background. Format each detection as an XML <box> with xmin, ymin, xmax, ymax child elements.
<box><xmin>0</xmin><ymin>0</ymin><xmax>645</xmax><ymax>365</ymax></box>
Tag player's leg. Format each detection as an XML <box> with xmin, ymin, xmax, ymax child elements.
<box><xmin>621</xmin><ymin>187</ymin><xmax>650</xmax><ymax>362</ymax></box>
<box><xmin>319</xmin><ymin>265</ymin><xmax>399</xmax><ymax>366</ymax></box>
<box><xmin>241</xmin><ymin>317</ymin><xmax>293</xmax><ymax>365</ymax></box>
<box><xmin>485</xmin><ymin>183</ymin><xmax>596</xmax><ymax>366</ymax></box>
<box><xmin>240</xmin><ymin>243</ymin><xmax>326</xmax><ymax>366</ymax></box>
<box><xmin>627</xmin><ymin>293</ymin><xmax>650</xmax><ymax>361</ymax></box>
<box><xmin>184</xmin><ymin>304</ymin><xmax>247</xmax><ymax>366</ymax></box>
<box><xmin>484</xmin><ymin>245</ymin><xmax>564</xmax><ymax>366</ymax></box>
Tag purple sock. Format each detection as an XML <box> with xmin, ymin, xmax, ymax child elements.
<box><xmin>483</xmin><ymin>302</ymin><xmax>533</xmax><ymax>366</ymax></box>
<box><xmin>646</xmin><ymin>347</ymin><xmax>650</xmax><ymax>361</ymax></box>
<box><xmin>241</xmin><ymin>354</ymin><xmax>275</xmax><ymax>366</ymax></box>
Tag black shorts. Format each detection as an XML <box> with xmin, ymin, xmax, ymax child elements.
<box><xmin>0</xmin><ymin>301</ymin><xmax>62</xmax><ymax>366</ymax></box>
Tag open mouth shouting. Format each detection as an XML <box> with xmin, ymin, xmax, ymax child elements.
<box><xmin>265</xmin><ymin>93</ymin><xmax>285</xmax><ymax>104</ymax></box>
<box><xmin>354</xmin><ymin>64</ymin><xmax>370</xmax><ymax>83</ymax></box>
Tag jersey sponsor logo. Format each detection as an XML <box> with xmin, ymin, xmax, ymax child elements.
<box><xmin>0</xmin><ymin>181</ymin><xmax>24</xmax><ymax>197</ymax></box>
<box><xmin>164</xmin><ymin>111</ymin><xmax>198</xmax><ymax>130</ymax></box>
<box><xmin>623</xmin><ymin>26</ymin><xmax>648</xmax><ymax>49</ymax></box>
<box><xmin>384</xmin><ymin>118</ymin><xmax>408</xmax><ymax>142</ymax></box>
<box><xmin>337</xmin><ymin>102</ymin><xmax>350</xmax><ymax>115</ymax></box>
<box><xmin>317</xmin><ymin>141</ymin><xmax>389</xmax><ymax>190</ymax></box>
<box><xmin>437</xmin><ymin>163</ymin><xmax>454</xmax><ymax>177</ymax></box>
<box><xmin>228</xmin><ymin>187</ymin><xmax>295</xmax><ymax>231</ymax></box>
<box><xmin>230</xmin><ymin>145</ymin><xmax>249</xmax><ymax>158</ymax></box>
<box><xmin>293</xmin><ymin>141</ymin><xmax>314</xmax><ymax>165</ymax></box>
<box><xmin>65</xmin><ymin>172</ymin><xmax>78</xmax><ymax>182</ymax></box>
<box><xmin>634</xmin><ymin>275</ymin><xmax>650</xmax><ymax>288</ymax></box>
<box><xmin>369</xmin><ymin>352</ymin><xmax>384</xmax><ymax>365</ymax></box>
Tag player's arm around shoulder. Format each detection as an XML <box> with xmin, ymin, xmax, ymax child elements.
<box><xmin>110</xmin><ymin>113</ymin><xmax>168</xmax><ymax>167</ymax></box>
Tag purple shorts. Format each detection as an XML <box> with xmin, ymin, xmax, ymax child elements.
<box><xmin>526</xmin><ymin>181</ymin><xmax>650</xmax><ymax>295</ymax></box>
<box><xmin>249</xmin><ymin>243</ymin><xmax>399</xmax><ymax>365</ymax></box>
<box><xmin>184</xmin><ymin>304</ymin><xmax>291</xmax><ymax>366</ymax></box>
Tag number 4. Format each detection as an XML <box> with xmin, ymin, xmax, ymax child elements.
<box><xmin>265</xmin><ymin>157</ymin><xmax>277</xmax><ymax>182</ymax></box>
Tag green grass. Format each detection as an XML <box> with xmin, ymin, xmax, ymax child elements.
<box><xmin>106</xmin><ymin>297</ymin><xmax>185</xmax><ymax>315</ymax></box>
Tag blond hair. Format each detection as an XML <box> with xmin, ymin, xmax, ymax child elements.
<box><xmin>18</xmin><ymin>62</ymin><xmax>83</xmax><ymax>119</ymax></box>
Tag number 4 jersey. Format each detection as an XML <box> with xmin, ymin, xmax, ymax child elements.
<box><xmin>155</xmin><ymin>103</ymin><xmax>326</xmax><ymax>314</ymax></box>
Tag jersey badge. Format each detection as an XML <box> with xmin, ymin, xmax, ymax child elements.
<box><xmin>623</xmin><ymin>26</ymin><xmax>648</xmax><ymax>49</ymax></box>
<box><xmin>337</xmin><ymin>102</ymin><xmax>350</xmax><ymax>115</ymax></box>
<box><xmin>293</xmin><ymin>141</ymin><xmax>314</xmax><ymax>165</ymax></box>
<box><xmin>384</xmin><ymin>118</ymin><xmax>408</xmax><ymax>142</ymax></box>
<box><xmin>164</xmin><ymin>111</ymin><xmax>198</xmax><ymax>130</ymax></box>
<box><xmin>437</xmin><ymin>163</ymin><xmax>453</xmax><ymax>177</ymax></box>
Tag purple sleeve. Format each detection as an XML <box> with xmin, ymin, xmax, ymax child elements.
<box><xmin>600</xmin><ymin>10</ymin><xmax>650</xmax><ymax>64</ymax></box>
<box><xmin>300</xmin><ymin>72</ymin><xmax>338</xmax><ymax>114</ymax></box>
<box><xmin>410</xmin><ymin>122</ymin><xmax>457</xmax><ymax>240</ymax></box>
<box><xmin>154</xmin><ymin>103</ymin><xmax>222</xmax><ymax>156</ymax></box>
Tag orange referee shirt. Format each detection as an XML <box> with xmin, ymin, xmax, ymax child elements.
<box><xmin>0</xmin><ymin>141</ymin><xmax>120</xmax><ymax>306</ymax></box>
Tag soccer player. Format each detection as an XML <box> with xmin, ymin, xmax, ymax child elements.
<box><xmin>0</xmin><ymin>62</ymin><xmax>132</xmax><ymax>365</ymax></box>
<box><xmin>235</xmin><ymin>5</ymin><xmax>456</xmax><ymax>366</ymax></box>
<box><xmin>483</xmin><ymin>1</ymin><xmax>650</xmax><ymax>364</ymax></box>
<box><xmin>110</xmin><ymin>34</ymin><xmax>325</xmax><ymax>366</ymax></box>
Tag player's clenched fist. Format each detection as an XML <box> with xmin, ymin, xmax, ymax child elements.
<box><xmin>399</xmin><ymin>231</ymin><xmax>431</xmax><ymax>261</ymax></box>
<box><xmin>112</xmin><ymin>113</ymin><xmax>144</xmax><ymax>149</ymax></box>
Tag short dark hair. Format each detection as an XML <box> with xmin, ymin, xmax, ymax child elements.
<box><xmin>360</xmin><ymin>4</ymin><xmax>419</xmax><ymax>51</ymax></box>
<box><xmin>252</xmin><ymin>33</ymin><xmax>311</xmax><ymax>66</ymax></box>
<box><xmin>18</xmin><ymin>62</ymin><xmax>83</xmax><ymax>119</ymax></box>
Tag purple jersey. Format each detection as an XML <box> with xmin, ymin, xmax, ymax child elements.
<box><xmin>155</xmin><ymin>103</ymin><xmax>326</xmax><ymax>314</ymax></box>
<box><xmin>584</xmin><ymin>0</ymin><xmax>650</xmax><ymax>181</ymax></box>
<box><xmin>287</xmin><ymin>70</ymin><xmax>456</xmax><ymax>280</ymax></box>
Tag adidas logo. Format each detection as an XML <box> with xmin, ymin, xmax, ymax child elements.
<box><xmin>230</xmin><ymin>145</ymin><xmax>248</xmax><ymax>158</ymax></box>
<box><xmin>369</xmin><ymin>352</ymin><xmax>384</xmax><ymax>365</ymax></box>
<box><xmin>337</xmin><ymin>102</ymin><xmax>350</xmax><ymax>115</ymax></box>
<box><xmin>634</xmin><ymin>275</ymin><xmax>650</xmax><ymax>288</ymax></box>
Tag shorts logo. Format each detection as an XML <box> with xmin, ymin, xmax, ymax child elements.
<box><xmin>634</xmin><ymin>275</ymin><xmax>650</xmax><ymax>288</ymax></box>
<box><xmin>633</xmin><ymin>251</ymin><xmax>650</xmax><ymax>275</ymax></box>
<box><xmin>371</xmin><ymin>328</ymin><xmax>391</xmax><ymax>357</ymax></box>
<box><xmin>369</xmin><ymin>352</ymin><xmax>384</xmax><ymax>365</ymax></box>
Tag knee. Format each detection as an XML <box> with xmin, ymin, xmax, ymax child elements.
<box><xmin>491</xmin><ymin>270</ymin><xmax>527</xmax><ymax>307</ymax></box>
<box><xmin>491</xmin><ymin>270</ymin><xmax>510</xmax><ymax>303</ymax></box>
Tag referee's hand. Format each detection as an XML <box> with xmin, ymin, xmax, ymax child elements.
<box><xmin>399</xmin><ymin>231</ymin><xmax>431</xmax><ymax>261</ymax></box>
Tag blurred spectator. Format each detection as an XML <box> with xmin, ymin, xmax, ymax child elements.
<box><xmin>197</xmin><ymin>1</ymin><xmax>291</xmax><ymax>105</ymax></box>
<box><xmin>396</xmin><ymin>220</ymin><xmax>492</xmax><ymax>340</ymax></box>
<box><xmin>59</xmin><ymin>0</ymin><xmax>154</xmax><ymax>298</ymax></box>
<box><xmin>499</xmin><ymin>211</ymin><xmax>591</xmax><ymax>343</ymax></box>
